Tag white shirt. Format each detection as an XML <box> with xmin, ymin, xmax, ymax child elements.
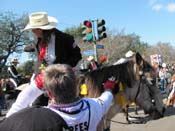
<box><xmin>33</xmin><ymin>34</ymin><xmax>56</xmax><ymax>65</ymax></box>
<box><xmin>44</xmin><ymin>34</ymin><xmax>56</xmax><ymax>65</ymax></box>
<box><xmin>47</xmin><ymin>91</ymin><xmax>113</xmax><ymax>131</ymax></box>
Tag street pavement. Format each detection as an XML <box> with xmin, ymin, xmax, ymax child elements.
<box><xmin>1</xmin><ymin>97</ymin><xmax>175</xmax><ymax>131</ymax></box>
<box><xmin>110</xmin><ymin>107</ymin><xmax>175</xmax><ymax>131</ymax></box>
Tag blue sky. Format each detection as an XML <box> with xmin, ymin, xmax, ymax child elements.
<box><xmin>1</xmin><ymin>0</ymin><xmax>175</xmax><ymax>63</ymax></box>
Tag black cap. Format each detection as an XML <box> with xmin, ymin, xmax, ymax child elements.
<box><xmin>0</xmin><ymin>106</ymin><xmax>68</xmax><ymax>131</ymax></box>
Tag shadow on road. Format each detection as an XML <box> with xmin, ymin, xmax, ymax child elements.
<box><xmin>164</xmin><ymin>107</ymin><xmax>175</xmax><ymax>117</ymax></box>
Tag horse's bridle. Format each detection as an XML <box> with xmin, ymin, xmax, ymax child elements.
<box><xmin>134</xmin><ymin>70</ymin><xmax>155</xmax><ymax>103</ymax></box>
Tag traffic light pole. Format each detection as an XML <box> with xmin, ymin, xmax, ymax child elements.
<box><xmin>93</xmin><ymin>41</ymin><xmax>97</xmax><ymax>61</ymax></box>
<box><xmin>82</xmin><ymin>19</ymin><xmax>106</xmax><ymax>62</ymax></box>
<box><xmin>91</xmin><ymin>20</ymin><xmax>98</xmax><ymax>62</ymax></box>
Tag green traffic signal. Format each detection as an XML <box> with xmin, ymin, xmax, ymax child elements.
<box><xmin>86</xmin><ymin>33</ymin><xmax>93</xmax><ymax>41</ymax></box>
<box><xmin>82</xmin><ymin>33</ymin><xmax>93</xmax><ymax>42</ymax></box>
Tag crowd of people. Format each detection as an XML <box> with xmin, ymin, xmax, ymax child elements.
<box><xmin>152</xmin><ymin>61</ymin><xmax>175</xmax><ymax>107</ymax></box>
<box><xmin>0</xmin><ymin>11</ymin><xmax>116</xmax><ymax>131</ymax></box>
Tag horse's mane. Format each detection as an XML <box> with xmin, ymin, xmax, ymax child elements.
<box><xmin>81</xmin><ymin>60</ymin><xmax>136</xmax><ymax>97</ymax></box>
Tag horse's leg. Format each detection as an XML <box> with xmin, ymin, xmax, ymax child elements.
<box><xmin>97</xmin><ymin>117</ymin><xmax>106</xmax><ymax>131</ymax></box>
<box><xmin>150</xmin><ymin>85</ymin><xmax>165</xmax><ymax>117</ymax></box>
<box><xmin>103</xmin><ymin>100</ymin><xmax>123</xmax><ymax>130</ymax></box>
<box><xmin>96</xmin><ymin>101</ymin><xmax>123</xmax><ymax>131</ymax></box>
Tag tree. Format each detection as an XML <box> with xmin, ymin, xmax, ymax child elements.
<box><xmin>145</xmin><ymin>42</ymin><xmax>175</xmax><ymax>64</ymax></box>
<box><xmin>0</xmin><ymin>11</ymin><xmax>31</xmax><ymax>74</ymax></box>
<box><xmin>64</xmin><ymin>25</ymin><xmax>83</xmax><ymax>39</ymax></box>
<box><xmin>64</xmin><ymin>26</ymin><xmax>149</xmax><ymax>65</ymax></box>
<box><xmin>96</xmin><ymin>30</ymin><xmax>148</xmax><ymax>64</ymax></box>
<box><xmin>17</xmin><ymin>60</ymin><xmax>34</xmax><ymax>77</ymax></box>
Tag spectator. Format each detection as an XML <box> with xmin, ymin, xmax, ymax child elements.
<box><xmin>87</xmin><ymin>55</ymin><xmax>100</xmax><ymax>71</ymax></box>
<box><xmin>159</xmin><ymin>63</ymin><xmax>167</xmax><ymax>93</ymax></box>
<box><xmin>166</xmin><ymin>73</ymin><xmax>175</xmax><ymax>107</ymax></box>
<box><xmin>7</xmin><ymin>59</ymin><xmax>20</xmax><ymax>88</ymax></box>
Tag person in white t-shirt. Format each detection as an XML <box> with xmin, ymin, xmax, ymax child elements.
<box><xmin>44</xmin><ymin>64</ymin><xmax>116</xmax><ymax>130</ymax></box>
<box><xmin>5</xmin><ymin>64</ymin><xmax>116</xmax><ymax>130</ymax></box>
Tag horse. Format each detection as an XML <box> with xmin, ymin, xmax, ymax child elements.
<box><xmin>76</xmin><ymin>52</ymin><xmax>165</xmax><ymax>130</ymax></box>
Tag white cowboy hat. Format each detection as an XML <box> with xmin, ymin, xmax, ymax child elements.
<box><xmin>125</xmin><ymin>50</ymin><xmax>135</xmax><ymax>58</ymax></box>
<box><xmin>23</xmin><ymin>12</ymin><xmax>58</xmax><ymax>31</ymax></box>
<box><xmin>11</xmin><ymin>59</ymin><xmax>19</xmax><ymax>64</ymax></box>
<box><xmin>113</xmin><ymin>58</ymin><xmax>127</xmax><ymax>65</ymax></box>
<box><xmin>87</xmin><ymin>55</ymin><xmax>94</xmax><ymax>61</ymax></box>
<box><xmin>162</xmin><ymin>63</ymin><xmax>166</xmax><ymax>68</ymax></box>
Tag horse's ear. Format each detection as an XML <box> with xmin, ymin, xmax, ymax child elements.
<box><xmin>135</xmin><ymin>52</ymin><xmax>143</xmax><ymax>65</ymax></box>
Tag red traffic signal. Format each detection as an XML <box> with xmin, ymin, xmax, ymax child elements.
<box><xmin>84</xmin><ymin>20</ymin><xmax>92</xmax><ymax>27</ymax></box>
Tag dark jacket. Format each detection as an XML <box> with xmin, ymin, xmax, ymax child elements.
<box><xmin>0</xmin><ymin>106</ymin><xmax>68</xmax><ymax>131</ymax></box>
<box><xmin>8</xmin><ymin>65</ymin><xmax>19</xmax><ymax>78</ymax></box>
<box><xmin>36</xmin><ymin>29</ymin><xmax>82</xmax><ymax>67</ymax></box>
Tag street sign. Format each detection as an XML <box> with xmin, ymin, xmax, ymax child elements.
<box><xmin>96</xmin><ymin>44</ymin><xmax>104</xmax><ymax>49</ymax></box>
<box><xmin>83</xmin><ymin>49</ymin><xmax>94</xmax><ymax>56</ymax></box>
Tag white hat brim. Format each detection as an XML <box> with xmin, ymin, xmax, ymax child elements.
<box><xmin>125</xmin><ymin>50</ymin><xmax>135</xmax><ymax>58</ymax></box>
<box><xmin>113</xmin><ymin>58</ymin><xmax>127</xmax><ymax>65</ymax></box>
<box><xmin>23</xmin><ymin>16</ymin><xmax>58</xmax><ymax>31</ymax></box>
<box><xmin>16</xmin><ymin>83</ymin><xmax>29</xmax><ymax>91</ymax></box>
<box><xmin>87</xmin><ymin>56</ymin><xmax>94</xmax><ymax>61</ymax></box>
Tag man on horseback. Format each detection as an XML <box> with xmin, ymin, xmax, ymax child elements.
<box><xmin>87</xmin><ymin>55</ymin><xmax>100</xmax><ymax>71</ymax></box>
<box><xmin>7</xmin><ymin>59</ymin><xmax>21</xmax><ymax>88</ymax></box>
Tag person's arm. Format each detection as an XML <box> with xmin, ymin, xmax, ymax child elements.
<box><xmin>95</xmin><ymin>90</ymin><xmax>114</xmax><ymax>113</ymax></box>
<box><xmin>87</xmin><ymin>78</ymin><xmax>116</xmax><ymax>124</ymax></box>
<box><xmin>6</xmin><ymin>75</ymin><xmax>44</xmax><ymax>117</ymax></box>
<box><xmin>96</xmin><ymin>78</ymin><xmax>116</xmax><ymax>113</ymax></box>
<box><xmin>168</xmin><ymin>82</ymin><xmax>175</xmax><ymax>99</ymax></box>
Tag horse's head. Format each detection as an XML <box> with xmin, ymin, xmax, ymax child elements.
<box><xmin>82</xmin><ymin>58</ymin><xmax>137</xmax><ymax>98</ymax></box>
<box><xmin>123</xmin><ymin>52</ymin><xmax>165</xmax><ymax>120</ymax></box>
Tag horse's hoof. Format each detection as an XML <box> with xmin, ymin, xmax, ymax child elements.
<box><xmin>103</xmin><ymin>127</ymin><xmax>110</xmax><ymax>131</ymax></box>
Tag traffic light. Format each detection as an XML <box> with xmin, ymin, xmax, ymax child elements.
<box><xmin>82</xmin><ymin>20</ymin><xmax>94</xmax><ymax>42</ymax></box>
<box><xmin>97</xmin><ymin>19</ymin><xmax>107</xmax><ymax>40</ymax></box>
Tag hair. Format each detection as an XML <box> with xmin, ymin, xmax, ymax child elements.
<box><xmin>82</xmin><ymin>61</ymin><xmax>136</xmax><ymax>98</ymax></box>
<box><xmin>41</xmin><ymin>29</ymin><xmax>54</xmax><ymax>44</ymax></box>
<box><xmin>171</xmin><ymin>73</ymin><xmax>175</xmax><ymax>83</ymax></box>
<box><xmin>43</xmin><ymin>64</ymin><xmax>78</xmax><ymax>104</ymax></box>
